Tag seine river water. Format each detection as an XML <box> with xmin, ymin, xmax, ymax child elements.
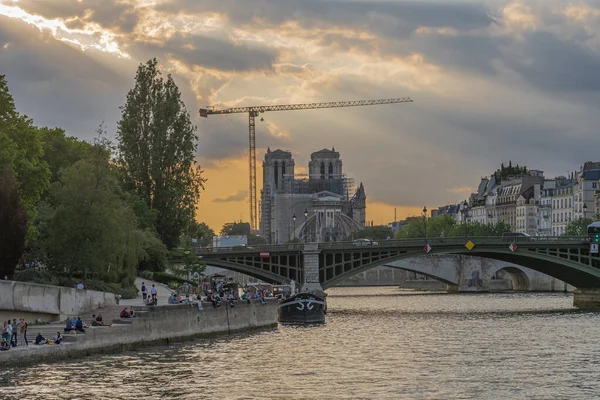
<box><xmin>2</xmin><ymin>287</ymin><xmax>600</xmax><ymax>399</ymax></box>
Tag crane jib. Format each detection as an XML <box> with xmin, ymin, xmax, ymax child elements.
<box><xmin>199</xmin><ymin>97</ymin><xmax>413</xmax><ymax>117</ymax></box>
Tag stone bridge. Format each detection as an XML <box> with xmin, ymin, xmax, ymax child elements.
<box><xmin>384</xmin><ymin>255</ymin><xmax>572</xmax><ymax>292</ymax></box>
<box><xmin>198</xmin><ymin>236</ymin><xmax>600</xmax><ymax>307</ymax></box>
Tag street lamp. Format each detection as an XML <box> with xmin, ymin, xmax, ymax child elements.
<box><xmin>184</xmin><ymin>250</ymin><xmax>190</xmax><ymax>281</ymax></box>
<box><xmin>292</xmin><ymin>213</ymin><xmax>297</xmax><ymax>242</ymax></box>
<box><xmin>303</xmin><ymin>208</ymin><xmax>308</xmax><ymax>242</ymax></box>
<box><xmin>423</xmin><ymin>206</ymin><xmax>427</xmax><ymax>239</ymax></box>
<box><xmin>583</xmin><ymin>203</ymin><xmax>588</xmax><ymax>220</ymax></box>
<box><xmin>462</xmin><ymin>201</ymin><xmax>468</xmax><ymax>237</ymax></box>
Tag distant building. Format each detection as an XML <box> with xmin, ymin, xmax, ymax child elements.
<box><xmin>259</xmin><ymin>147</ymin><xmax>366</xmax><ymax>243</ymax></box>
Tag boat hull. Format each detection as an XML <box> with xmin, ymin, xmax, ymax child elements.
<box><xmin>278</xmin><ymin>292</ymin><xmax>326</xmax><ymax>324</ymax></box>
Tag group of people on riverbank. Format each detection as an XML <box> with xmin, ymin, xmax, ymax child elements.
<box><xmin>1</xmin><ymin>319</ymin><xmax>28</xmax><ymax>349</ymax></box>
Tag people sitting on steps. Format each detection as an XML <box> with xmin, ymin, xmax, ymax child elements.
<box><xmin>64</xmin><ymin>317</ymin><xmax>73</xmax><ymax>333</ymax></box>
<box><xmin>35</xmin><ymin>333</ymin><xmax>47</xmax><ymax>345</ymax></box>
<box><xmin>0</xmin><ymin>338</ymin><xmax>10</xmax><ymax>351</ymax></box>
<box><xmin>168</xmin><ymin>293</ymin><xmax>180</xmax><ymax>304</ymax></box>
<box><xmin>91</xmin><ymin>314</ymin><xmax>112</xmax><ymax>327</ymax></box>
<box><xmin>74</xmin><ymin>317</ymin><xmax>85</xmax><ymax>333</ymax></box>
<box><xmin>53</xmin><ymin>332</ymin><xmax>62</xmax><ymax>345</ymax></box>
<box><xmin>120</xmin><ymin>307</ymin><xmax>137</xmax><ymax>318</ymax></box>
<box><xmin>145</xmin><ymin>295</ymin><xmax>157</xmax><ymax>306</ymax></box>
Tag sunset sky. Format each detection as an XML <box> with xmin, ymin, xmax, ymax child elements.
<box><xmin>2</xmin><ymin>0</ymin><xmax>600</xmax><ymax>232</ymax></box>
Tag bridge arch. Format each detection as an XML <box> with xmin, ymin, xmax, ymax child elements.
<box><xmin>320</xmin><ymin>246</ymin><xmax>600</xmax><ymax>290</ymax></box>
<box><xmin>382</xmin><ymin>255</ymin><xmax>536</xmax><ymax>291</ymax></box>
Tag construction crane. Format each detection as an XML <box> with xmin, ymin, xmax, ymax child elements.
<box><xmin>199</xmin><ymin>97</ymin><xmax>413</xmax><ymax>231</ymax></box>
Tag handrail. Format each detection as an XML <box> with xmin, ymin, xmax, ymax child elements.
<box><xmin>197</xmin><ymin>236</ymin><xmax>592</xmax><ymax>255</ymax></box>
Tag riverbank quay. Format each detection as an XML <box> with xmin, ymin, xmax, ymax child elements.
<box><xmin>0</xmin><ymin>300</ymin><xmax>278</xmax><ymax>367</ymax></box>
<box><xmin>0</xmin><ymin>280</ymin><xmax>118</xmax><ymax>322</ymax></box>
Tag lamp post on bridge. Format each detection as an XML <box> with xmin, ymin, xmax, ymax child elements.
<box><xmin>303</xmin><ymin>208</ymin><xmax>308</xmax><ymax>242</ymax></box>
<box><xmin>423</xmin><ymin>206</ymin><xmax>427</xmax><ymax>239</ymax></box>
<box><xmin>462</xmin><ymin>201</ymin><xmax>469</xmax><ymax>237</ymax></box>
<box><xmin>292</xmin><ymin>213</ymin><xmax>297</xmax><ymax>242</ymax></box>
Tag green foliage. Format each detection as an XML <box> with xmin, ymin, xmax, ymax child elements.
<box><xmin>138</xmin><ymin>270</ymin><xmax>154</xmax><ymax>280</ymax></box>
<box><xmin>349</xmin><ymin>226</ymin><xmax>393</xmax><ymax>241</ymax></box>
<box><xmin>38</xmin><ymin>127</ymin><xmax>93</xmax><ymax>187</ymax></box>
<box><xmin>117</xmin><ymin>58</ymin><xmax>206</xmax><ymax>249</ymax></box>
<box><xmin>563</xmin><ymin>216</ymin><xmax>600</xmax><ymax>237</ymax></box>
<box><xmin>38</xmin><ymin>141</ymin><xmax>166</xmax><ymax>283</ymax></box>
<box><xmin>0</xmin><ymin>75</ymin><xmax>51</xmax><ymax>239</ymax></box>
<box><xmin>220</xmin><ymin>221</ymin><xmax>251</xmax><ymax>236</ymax></box>
<box><xmin>152</xmin><ymin>271</ymin><xmax>196</xmax><ymax>287</ymax></box>
<box><xmin>395</xmin><ymin>215</ymin><xmax>511</xmax><ymax>239</ymax></box>
<box><xmin>13</xmin><ymin>268</ymin><xmax>54</xmax><ymax>285</ymax></box>
<box><xmin>493</xmin><ymin>161</ymin><xmax>529</xmax><ymax>183</ymax></box>
<box><xmin>0</xmin><ymin>169</ymin><xmax>28</xmax><ymax>279</ymax></box>
<box><xmin>189</xmin><ymin>221</ymin><xmax>215</xmax><ymax>240</ymax></box>
<box><xmin>248</xmin><ymin>234</ymin><xmax>267</xmax><ymax>245</ymax></box>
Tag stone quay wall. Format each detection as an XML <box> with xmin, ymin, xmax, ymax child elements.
<box><xmin>0</xmin><ymin>280</ymin><xmax>119</xmax><ymax>322</ymax></box>
<box><xmin>0</xmin><ymin>300</ymin><xmax>278</xmax><ymax>367</ymax></box>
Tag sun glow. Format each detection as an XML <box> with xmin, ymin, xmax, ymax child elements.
<box><xmin>0</xmin><ymin>2</ymin><xmax>129</xmax><ymax>57</ymax></box>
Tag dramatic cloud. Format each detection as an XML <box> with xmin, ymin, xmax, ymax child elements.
<box><xmin>2</xmin><ymin>0</ymin><xmax>600</xmax><ymax>229</ymax></box>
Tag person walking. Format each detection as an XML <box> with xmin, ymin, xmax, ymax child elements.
<box><xmin>141</xmin><ymin>282</ymin><xmax>147</xmax><ymax>302</ymax></box>
<box><xmin>150</xmin><ymin>284</ymin><xmax>157</xmax><ymax>305</ymax></box>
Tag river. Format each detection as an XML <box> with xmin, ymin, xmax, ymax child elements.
<box><xmin>2</xmin><ymin>287</ymin><xmax>600</xmax><ymax>399</ymax></box>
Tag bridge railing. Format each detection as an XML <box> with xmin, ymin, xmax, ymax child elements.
<box><xmin>317</xmin><ymin>236</ymin><xmax>589</xmax><ymax>250</ymax></box>
<box><xmin>196</xmin><ymin>243</ymin><xmax>305</xmax><ymax>255</ymax></box>
<box><xmin>197</xmin><ymin>236</ymin><xmax>590</xmax><ymax>255</ymax></box>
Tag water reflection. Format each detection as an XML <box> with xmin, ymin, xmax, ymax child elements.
<box><xmin>2</xmin><ymin>288</ymin><xmax>600</xmax><ymax>399</ymax></box>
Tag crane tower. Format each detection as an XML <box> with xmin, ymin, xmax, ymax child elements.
<box><xmin>200</xmin><ymin>97</ymin><xmax>413</xmax><ymax>231</ymax></box>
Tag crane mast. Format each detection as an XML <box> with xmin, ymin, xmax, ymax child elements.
<box><xmin>200</xmin><ymin>97</ymin><xmax>413</xmax><ymax>231</ymax></box>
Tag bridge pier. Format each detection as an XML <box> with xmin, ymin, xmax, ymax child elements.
<box><xmin>301</xmin><ymin>243</ymin><xmax>323</xmax><ymax>293</ymax></box>
<box><xmin>573</xmin><ymin>289</ymin><xmax>600</xmax><ymax>309</ymax></box>
<box><xmin>446</xmin><ymin>284</ymin><xmax>459</xmax><ymax>293</ymax></box>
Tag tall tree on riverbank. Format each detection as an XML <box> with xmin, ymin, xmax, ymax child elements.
<box><xmin>41</xmin><ymin>141</ymin><xmax>166</xmax><ymax>282</ymax></box>
<box><xmin>0</xmin><ymin>168</ymin><xmax>28</xmax><ymax>279</ymax></box>
<box><xmin>0</xmin><ymin>75</ymin><xmax>50</xmax><ymax>239</ymax></box>
<box><xmin>117</xmin><ymin>59</ymin><xmax>205</xmax><ymax>249</ymax></box>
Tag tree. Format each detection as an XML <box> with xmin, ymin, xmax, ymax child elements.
<box><xmin>117</xmin><ymin>59</ymin><xmax>205</xmax><ymax>249</ymax></box>
<box><xmin>40</xmin><ymin>144</ymin><xmax>165</xmax><ymax>282</ymax></box>
<box><xmin>0</xmin><ymin>168</ymin><xmax>28</xmax><ymax>279</ymax></box>
<box><xmin>39</xmin><ymin>127</ymin><xmax>93</xmax><ymax>186</ymax></box>
<box><xmin>349</xmin><ymin>225</ymin><xmax>393</xmax><ymax>240</ymax></box>
<box><xmin>189</xmin><ymin>221</ymin><xmax>215</xmax><ymax>240</ymax></box>
<box><xmin>0</xmin><ymin>75</ymin><xmax>50</xmax><ymax>238</ymax></box>
<box><xmin>220</xmin><ymin>221</ymin><xmax>251</xmax><ymax>236</ymax></box>
<box><xmin>395</xmin><ymin>214</ymin><xmax>511</xmax><ymax>239</ymax></box>
<box><xmin>564</xmin><ymin>216</ymin><xmax>600</xmax><ymax>237</ymax></box>
<box><xmin>248</xmin><ymin>234</ymin><xmax>267</xmax><ymax>245</ymax></box>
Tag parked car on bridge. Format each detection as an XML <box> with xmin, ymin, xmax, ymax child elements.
<box><xmin>352</xmin><ymin>238</ymin><xmax>379</xmax><ymax>247</ymax></box>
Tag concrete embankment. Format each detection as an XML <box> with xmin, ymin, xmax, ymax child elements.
<box><xmin>0</xmin><ymin>280</ymin><xmax>118</xmax><ymax>322</ymax></box>
<box><xmin>0</xmin><ymin>300</ymin><xmax>278</xmax><ymax>367</ymax></box>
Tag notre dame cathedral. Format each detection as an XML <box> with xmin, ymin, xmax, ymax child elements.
<box><xmin>259</xmin><ymin>147</ymin><xmax>367</xmax><ymax>244</ymax></box>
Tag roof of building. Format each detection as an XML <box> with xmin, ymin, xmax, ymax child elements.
<box><xmin>582</xmin><ymin>169</ymin><xmax>600</xmax><ymax>180</ymax></box>
<box><xmin>356</xmin><ymin>182</ymin><xmax>366</xmax><ymax>199</ymax></box>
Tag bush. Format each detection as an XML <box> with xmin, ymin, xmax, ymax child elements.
<box><xmin>118</xmin><ymin>286</ymin><xmax>139</xmax><ymax>299</ymax></box>
<box><xmin>152</xmin><ymin>272</ymin><xmax>195</xmax><ymax>287</ymax></box>
<box><xmin>13</xmin><ymin>269</ymin><xmax>55</xmax><ymax>285</ymax></box>
<box><xmin>138</xmin><ymin>270</ymin><xmax>154</xmax><ymax>280</ymax></box>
